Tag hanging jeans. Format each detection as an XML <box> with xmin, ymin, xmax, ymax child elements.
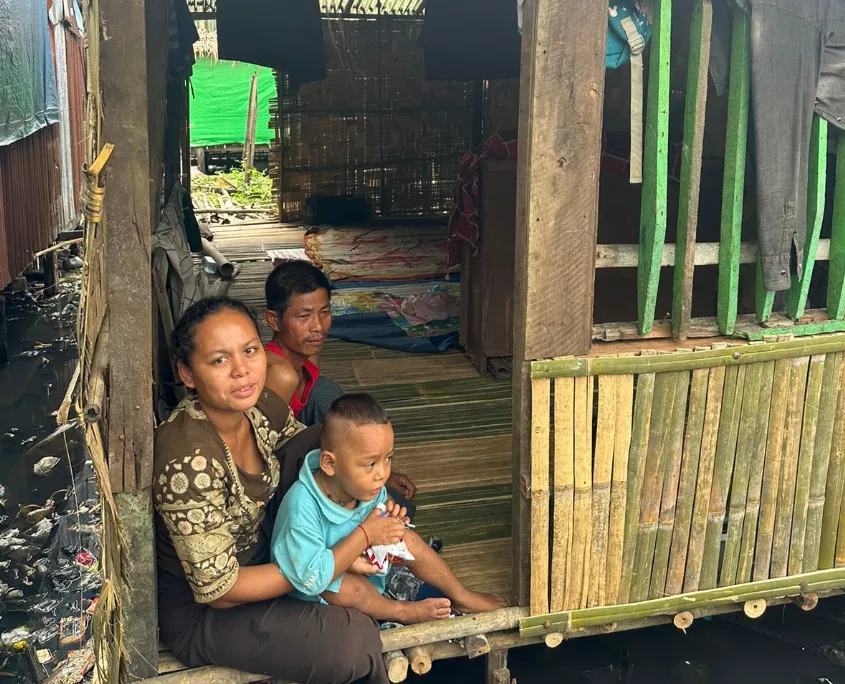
<box><xmin>739</xmin><ymin>0</ymin><xmax>845</xmax><ymax>291</ymax></box>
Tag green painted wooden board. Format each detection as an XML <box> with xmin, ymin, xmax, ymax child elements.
<box><xmin>672</xmin><ymin>0</ymin><xmax>712</xmax><ymax>340</ymax></box>
<box><xmin>637</xmin><ymin>0</ymin><xmax>673</xmax><ymax>335</ymax></box>
<box><xmin>828</xmin><ymin>133</ymin><xmax>845</xmax><ymax>320</ymax></box>
<box><xmin>788</xmin><ymin>117</ymin><xmax>829</xmax><ymax>319</ymax></box>
<box><xmin>717</xmin><ymin>7</ymin><xmax>751</xmax><ymax>335</ymax></box>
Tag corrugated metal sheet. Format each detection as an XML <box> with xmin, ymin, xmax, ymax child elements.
<box><xmin>0</xmin><ymin>124</ymin><xmax>62</xmax><ymax>289</ymax></box>
<box><xmin>187</xmin><ymin>0</ymin><xmax>424</xmax><ymax>16</ymax></box>
<box><xmin>0</xmin><ymin>3</ymin><xmax>83</xmax><ymax>290</ymax></box>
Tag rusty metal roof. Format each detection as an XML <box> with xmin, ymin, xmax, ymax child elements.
<box><xmin>187</xmin><ymin>0</ymin><xmax>425</xmax><ymax>17</ymax></box>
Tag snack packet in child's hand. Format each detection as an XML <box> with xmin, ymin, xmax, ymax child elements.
<box><xmin>365</xmin><ymin>503</ymin><xmax>415</xmax><ymax>573</ymax></box>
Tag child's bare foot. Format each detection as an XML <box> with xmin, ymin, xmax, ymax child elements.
<box><xmin>394</xmin><ymin>598</ymin><xmax>452</xmax><ymax>624</ymax></box>
<box><xmin>452</xmin><ymin>591</ymin><xmax>509</xmax><ymax>614</ymax></box>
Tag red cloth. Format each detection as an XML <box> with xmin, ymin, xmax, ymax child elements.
<box><xmin>264</xmin><ymin>342</ymin><xmax>319</xmax><ymax>418</ymax></box>
<box><xmin>446</xmin><ymin>133</ymin><xmax>518</xmax><ymax>271</ymax></box>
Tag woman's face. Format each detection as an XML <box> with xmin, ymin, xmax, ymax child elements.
<box><xmin>178</xmin><ymin>308</ymin><xmax>267</xmax><ymax>415</ymax></box>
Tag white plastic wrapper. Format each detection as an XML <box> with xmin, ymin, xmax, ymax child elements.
<box><xmin>365</xmin><ymin>504</ymin><xmax>416</xmax><ymax>573</ymax></box>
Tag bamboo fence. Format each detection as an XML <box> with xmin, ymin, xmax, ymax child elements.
<box><xmin>525</xmin><ymin>336</ymin><xmax>845</xmax><ymax>633</ymax></box>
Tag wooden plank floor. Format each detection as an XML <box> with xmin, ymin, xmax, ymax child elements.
<box><xmin>215</xmin><ymin>224</ymin><xmax>514</xmax><ymax>599</ymax></box>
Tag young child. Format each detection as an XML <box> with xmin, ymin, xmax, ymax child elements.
<box><xmin>271</xmin><ymin>393</ymin><xmax>507</xmax><ymax>624</ymax></box>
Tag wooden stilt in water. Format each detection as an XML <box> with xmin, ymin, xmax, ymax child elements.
<box><xmin>0</xmin><ymin>293</ymin><xmax>7</xmax><ymax>365</ymax></box>
<box><xmin>486</xmin><ymin>650</ymin><xmax>511</xmax><ymax>684</ymax></box>
<box><xmin>743</xmin><ymin>598</ymin><xmax>767</xmax><ymax>619</ymax></box>
<box><xmin>673</xmin><ymin>611</ymin><xmax>694</xmax><ymax>631</ymax></box>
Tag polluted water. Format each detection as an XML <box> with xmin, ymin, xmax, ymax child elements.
<box><xmin>0</xmin><ymin>279</ymin><xmax>99</xmax><ymax>683</ymax></box>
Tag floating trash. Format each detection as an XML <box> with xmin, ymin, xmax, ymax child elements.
<box><xmin>35</xmin><ymin>648</ymin><xmax>52</xmax><ymax>664</ymax></box>
<box><xmin>0</xmin><ymin>627</ymin><xmax>31</xmax><ymax>649</ymax></box>
<box><xmin>58</xmin><ymin>615</ymin><xmax>87</xmax><ymax>646</ymax></box>
<box><xmin>27</xmin><ymin>518</ymin><xmax>54</xmax><ymax>544</ymax></box>
<box><xmin>73</xmin><ymin>551</ymin><xmax>95</xmax><ymax>569</ymax></box>
<box><xmin>30</xmin><ymin>598</ymin><xmax>61</xmax><ymax>615</ymax></box>
<box><xmin>33</xmin><ymin>457</ymin><xmax>61</xmax><ymax>476</ymax></box>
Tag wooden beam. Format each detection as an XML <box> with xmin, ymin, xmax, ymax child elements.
<box><xmin>513</xmin><ymin>0</ymin><xmax>607</xmax><ymax>361</ymax></box>
<box><xmin>672</xmin><ymin>0</ymin><xmax>712</xmax><ymax>340</ymax></box>
<box><xmin>717</xmin><ymin>6</ymin><xmax>751</xmax><ymax>335</ymax></box>
<box><xmin>828</xmin><ymin>133</ymin><xmax>845</xmax><ymax>320</ymax></box>
<box><xmin>101</xmin><ymin>0</ymin><xmax>162</xmax><ymax>678</ymax></box>
<box><xmin>596</xmin><ymin>240</ymin><xmax>831</xmax><ymax>269</ymax></box>
<box><xmin>637</xmin><ymin>0</ymin><xmax>672</xmax><ymax>334</ymax></box>
<box><xmin>788</xmin><ymin>117</ymin><xmax>828</xmax><ymax>319</ymax></box>
<box><xmin>512</xmin><ymin>0</ymin><xmax>607</xmax><ymax>609</ymax></box>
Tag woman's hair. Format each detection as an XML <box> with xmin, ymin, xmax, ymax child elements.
<box><xmin>171</xmin><ymin>296</ymin><xmax>258</xmax><ymax>366</ymax></box>
<box><xmin>265</xmin><ymin>260</ymin><xmax>332</xmax><ymax>315</ymax></box>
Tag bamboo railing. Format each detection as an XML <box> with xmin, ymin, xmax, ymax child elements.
<box><xmin>599</xmin><ymin>0</ymin><xmax>845</xmax><ymax>342</ymax></box>
<box><xmin>523</xmin><ymin>338</ymin><xmax>845</xmax><ymax>635</ymax></box>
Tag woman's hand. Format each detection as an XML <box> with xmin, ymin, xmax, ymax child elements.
<box><xmin>361</xmin><ymin>508</ymin><xmax>406</xmax><ymax>546</ymax></box>
<box><xmin>349</xmin><ymin>555</ymin><xmax>379</xmax><ymax>576</ymax></box>
<box><xmin>386</xmin><ymin>472</ymin><xmax>416</xmax><ymax>499</ymax></box>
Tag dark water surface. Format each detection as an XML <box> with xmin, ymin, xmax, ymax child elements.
<box><xmin>2</xmin><ymin>281</ymin><xmax>845</xmax><ymax>683</ymax></box>
<box><xmin>0</xmin><ymin>281</ymin><xmax>99</xmax><ymax>682</ymax></box>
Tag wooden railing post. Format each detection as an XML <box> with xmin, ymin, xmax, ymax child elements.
<box><xmin>512</xmin><ymin>0</ymin><xmax>607</xmax><ymax>606</ymax></box>
<box><xmin>101</xmin><ymin>0</ymin><xmax>165</xmax><ymax>678</ymax></box>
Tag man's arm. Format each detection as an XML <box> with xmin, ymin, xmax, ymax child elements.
<box><xmin>265</xmin><ymin>359</ymin><xmax>300</xmax><ymax>404</ymax></box>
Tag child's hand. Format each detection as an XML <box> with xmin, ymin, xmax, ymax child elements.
<box><xmin>384</xmin><ymin>499</ymin><xmax>410</xmax><ymax>525</ymax></box>
<box><xmin>362</xmin><ymin>508</ymin><xmax>406</xmax><ymax>546</ymax></box>
<box><xmin>349</xmin><ymin>555</ymin><xmax>379</xmax><ymax>576</ymax></box>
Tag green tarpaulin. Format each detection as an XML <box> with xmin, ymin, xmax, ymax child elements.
<box><xmin>189</xmin><ymin>58</ymin><xmax>275</xmax><ymax>148</ymax></box>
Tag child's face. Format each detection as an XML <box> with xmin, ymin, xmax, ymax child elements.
<box><xmin>324</xmin><ymin>422</ymin><xmax>394</xmax><ymax>503</ymax></box>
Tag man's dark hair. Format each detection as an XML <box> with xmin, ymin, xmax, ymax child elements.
<box><xmin>265</xmin><ymin>260</ymin><xmax>332</xmax><ymax>315</ymax></box>
<box><xmin>322</xmin><ymin>393</ymin><xmax>391</xmax><ymax>451</ymax></box>
<box><xmin>171</xmin><ymin>296</ymin><xmax>257</xmax><ymax>366</ymax></box>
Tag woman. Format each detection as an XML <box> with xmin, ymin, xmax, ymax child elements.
<box><xmin>154</xmin><ymin>296</ymin><xmax>389</xmax><ymax>683</ymax></box>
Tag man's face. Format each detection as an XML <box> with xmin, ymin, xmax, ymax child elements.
<box><xmin>272</xmin><ymin>288</ymin><xmax>332</xmax><ymax>358</ymax></box>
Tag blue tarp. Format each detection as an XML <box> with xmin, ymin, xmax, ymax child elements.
<box><xmin>0</xmin><ymin>0</ymin><xmax>59</xmax><ymax>146</ymax></box>
<box><xmin>330</xmin><ymin>313</ymin><xmax>459</xmax><ymax>354</ymax></box>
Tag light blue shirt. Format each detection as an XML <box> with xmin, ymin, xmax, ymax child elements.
<box><xmin>271</xmin><ymin>449</ymin><xmax>388</xmax><ymax>602</ymax></box>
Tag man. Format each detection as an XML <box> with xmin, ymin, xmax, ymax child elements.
<box><xmin>263</xmin><ymin>260</ymin><xmax>417</xmax><ymax>506</ymax></box>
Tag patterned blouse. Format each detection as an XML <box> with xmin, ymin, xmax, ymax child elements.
<box><xmin>153</xmin><ymin>389</ymin><xmax>304</xmax><ymax>604</ymax></box>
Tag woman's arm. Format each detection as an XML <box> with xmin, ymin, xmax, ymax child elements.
<box><xmin>209</xmin><ymin>564</ymin><xmax>293</xmax><ymax>609</ymax></box>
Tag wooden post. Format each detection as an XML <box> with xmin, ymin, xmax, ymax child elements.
<box><xmin>244</xmin><ymin>70</ymin><xmax>259</xmax><ymax>184</ymax></box>
<box><xmin>486</xmin><ymin>650</ymin><xmax>511</xmax><ymax>684</ymax></box>
<box><xmin>512</xmin><ymin>0</ymin><xmax>607</xmax><ymax>607</ymax></box>
<box><xmin>101</xmin><ymin>0</ymin><xmax>163</xmax><ymax>678</ymax></box>
<box><xmin>0</xmin><ymin>293</ymin><xmax>8</xmax><ymax>365</ymax></box>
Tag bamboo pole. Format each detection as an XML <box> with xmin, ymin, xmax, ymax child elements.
<box><xmin>701</xmin><ymin>365</ymin><xmax>746</xmax><ymax>589</ymax></box>
<box><xmin>737</xmin><ymin>360</ymin><xmax>775</xmax><ymax>582</ymax></box>
<box><xmin>720</xmin><ymin>362</ymin><xmax>762</xmax><ymax>586</ymax></box>
<box><xmin>588</xmin><ymin>375</ymin><xmax>617</xmax><ymax>607</ymax></box>
<box><xmin>406</xmin><ymin>646</ymin><xmax>432</xmax><ymax>675</ymax></box>
<box><xmin>789</xmin><ymin>354</ymin><xmax>825</xmax><ymax>575</ymax></box>
<box><xmin>821</xmin><ymin>355</ymin><xmax>845</xmax><ymax>567</ymax></box>
<box><xmin>569</xmin><ymin>376</ymin><xmax>594</xmax><ymax>609</ymax></box>
<box><xmin>520</xmin><ymin>568</ymin><xmax>845</xmax><ymax>638</ymax></box>
<box><xmin>550</xmin><ymin>377</ymin><xmax>575</xmax><ymax>612</ymax></box>
<box><xmin>631</xmin><ymin>372</ymin><xmax>679</xmax><ymax>602</ymax></box>
<box><xmin>805</xmin><ymin>353</ymin><xmax>842</xmax><ymax>571</ymax></box>
<box><xmin>380</xmin><ymin>608</ymin><xmax>527</xmax><ymax>652</ymax></box>
<box><xmin>84</xmin><ymin>312</ymin><xmax>110</xmax><ymax>423</ymax></box>
<box><xmin>606</xmin><ymin>371</ymin><xmax>635</xmax><ymax>604</ymax></box>
<box><xmin>771</xmin><ymin>356</ymin><xmax>810</xmax><ymax>577</ymax></box>
<box><xmin>532</xmin><ymin>335</ymin><xmax>845</xmax><ymax>379</ymax></box>
<box><xmin>665</xmin><ymin>367</ymin><xmax>709</xmax><ymax>595</ymax></box>
<box><xmin>650</xmin><ymin>369</ymin><xmax>691</xmax><ymax>598</ymax></box>
<box><xmin>243</xmin><ymin>70</ymin><xmax>259</xmax><ymax>184</ymax></box>
<box><xmin>384</xmin><ymin>651</ymin><xmax>409</xmax><ymax>683</ymax></box>
<box><xmin>684</xmin><ymin>366</ymin><xmax>727</xmax><ymax>592</ymax></box>
<box><xmin>753</xmin><ymin>358</ymin><xmax>792</xmax><ymax>580</ymax></box>
<box><xmin>529</xmin><ymin>378</ymin><xmax>551</xmax><ymax>615</ymax></box>
<box><xmin>201</xmin><ymin>237</ymin><xmax>235</xmax><ymax>278</ymax></box>
<box><xmin>618</xmin><ymin>370</ymin><xmax>657</xmax><ymax>603</ymax></box>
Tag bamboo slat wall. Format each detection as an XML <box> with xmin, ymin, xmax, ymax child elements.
<box><xmin>524</xmin><ymin>337</ymin><xmax>845</xmax><ymax>628</ymax></box>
